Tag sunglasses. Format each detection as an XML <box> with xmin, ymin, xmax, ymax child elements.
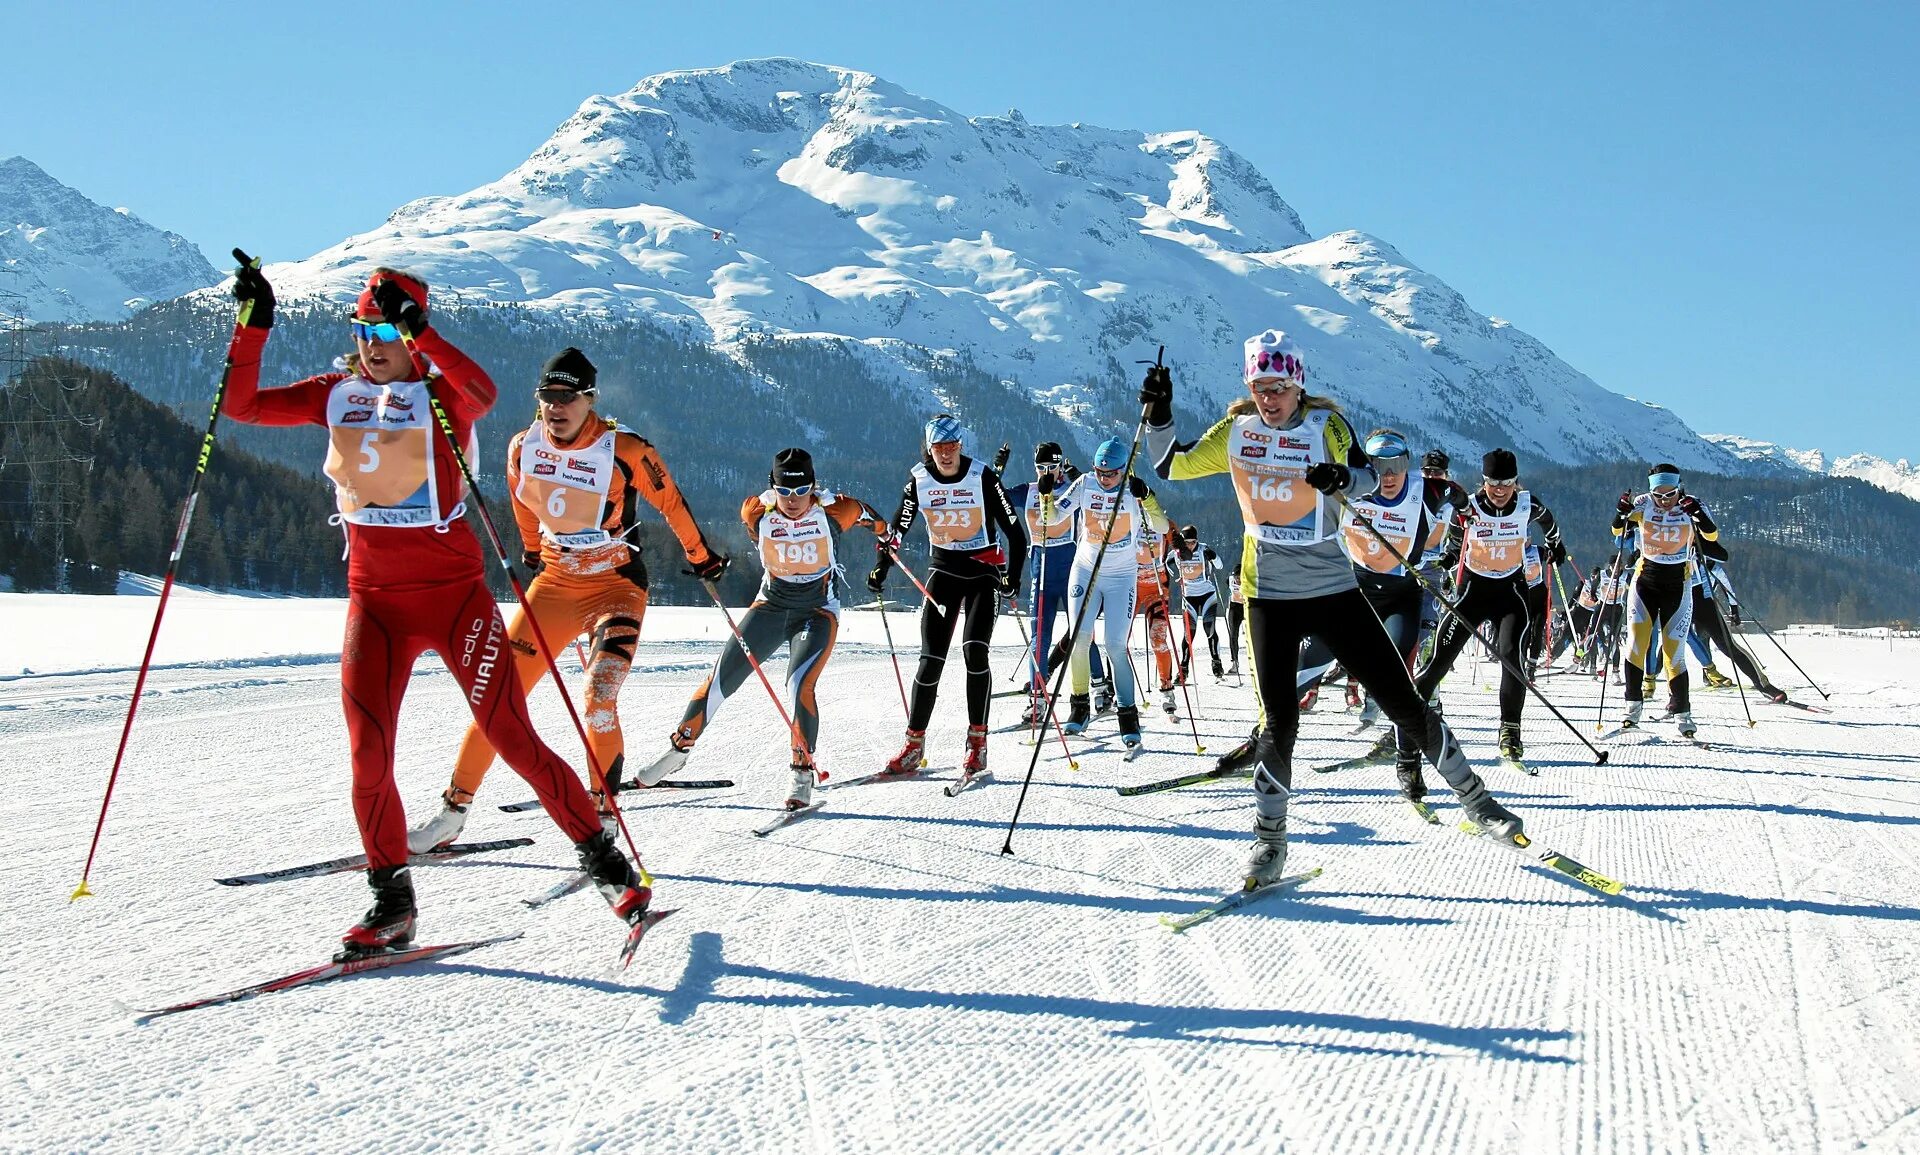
<box><xmin>535</xmin><ymin>387</ymin><xmax>594</xmax><ymax>404</ymax></box>
<box><xmin>1093</xmin><ymin>467</ymin><xmax>1123</xmax><ymax>477</ymax></box>
<box><xmin>351</xmin><ymin>320</ymin><xmax>403</xmax><ymax>344</ymax></box>
<box><xmin>1483</xmin><ymin>477</ymin><xmax>1518</xmax><ymax>487</ymax></box>
<box><xmin>1651</xmin><ymin>486</ymin><xmax>1681</xmax><ymax>499</ymax></box>
<box><xmin>1246</xmin><ymin>378</ymin><xmax>1296</xmax><ymax>396</ymax></box>
<box><xmin>772</xmin><ymin>483</ymin><xmax>814</xmax><ymax>498</ymax></box>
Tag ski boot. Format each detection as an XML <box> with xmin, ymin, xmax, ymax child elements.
<box><xmin>878</xmin><ymin>729</ymin><xmax>928</xmax><ymax>778</ymax></box>
<box><xmin>1498</xmin><ymin>724</ymin><xmax>1524</xmax><ymax>763</ymax></box>
<box><xmin>1760</xmin><ymin>684</ymin><xmax>1788</xmax><ymax>704</ymax></box>
<box><xmin>575</xmin><ymin>828</ymin><xmax>650</xmax><ymax>928</ymax></box>
<box><xmin>1243</xmin><ymin>815</ymin><xmax>1288</xmax><ymax>890</ymax></box>
<box><xmin>1215</xmin><ymin>729</ymin><xmax>1259</xmax><ymax>775</ymax></box>
<box><xmin>1227</xmin><ymin>659</ymin><xmax>1240</xmax><ymax>678</ymax></box>
<box><xmin>786</xmin><ymin>762</ymin><xmax>817</xmax><ymax>810</ymax></box>
<box><xmin>1160</xmin><ymin>684</ymin><xmax>1178</xmax><ymax>717</ymax></box>
<box><xmin>1664</xmin><ymin>695</ymin><xmax>1683</xmax><ymax>716</ymax></box>
<box><xmin>961</xmin><ymin>725</ymin><xmax>990</xmax><ymax>781</ymax></box>
<box><xmin>635</xmin><ymin>740</ymin><xmax>692</xmax><ymax>787</ymax></box>
<box><xmin>1212</xmin><ymin>656</ymin><xmax>1226</xmax><ymax>680</ymax></box>
<box><xmin>1621</xmin><ymin>700</ymin><xmax>1644</xmax><ymax>730</ymax></box>
<box><xmin>1675</xmin><ymin>711</ymin><xmax>1698</xmax><ymax>739</ymax></box>
<box><xmin>1465</xmin><ymin>797</ymin><xmax>1525</xmax><ymax>847</ymax></box>
<box><xmin>405</xmin><ymin>787</ymin><xmax>472</xmax><ymax>854</ymax></box>
<box><xmin>1063</xmin><ymin>693</ymin><xmax>1091</xmax><ymax>735</ymax></box>
<box><xmin>1701</xmin><ymin>665</ymin><xmax>1734</xmax><ymax>689</ymax></box>
<box><xmin>1298</xmin><ymin>687</ymin><xmax>1319</xmax><ymax>712</ymax></box>
<box><xmin>1344</xmin><ymin>681</ymin><xmax>1362</xmax><ymax>709</ymax></box>
<box><xmin>1366</xmin><ymin>729</ymin><xmax>1398</xmax><ymax>763</ymax></box>
<box><xmin>1642</xmin><ymin>674</ymin><xmax>1657</xmax><ymax>699</ymax></box>
<box><xmin>1019</xmin><ymin>694</ymin><xmax>1046</xmax><ymax>729</ymax></box>
<box><xmin>1093</xmin><ymin>676</ymin><xmax>1115</xmax><ymax>716</ymax></box>
<box><xmin>1396</xmin><ymin>757</ymin><xmax>1430</xmax><ymax>802</ymax></box>
<box><xmin>1117</xmin><ymin>705</ymin><xmax>1142</xmax><ymax>752</ymax></box>
<box><xmin>337</xmin><ymin>865</ymin><xmax>417</xmax><ymax>960</ymax></box>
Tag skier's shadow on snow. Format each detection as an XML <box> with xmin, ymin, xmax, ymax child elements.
<box><xmin>454</xmin><ymin>931</ymin><xmax>1575</xmax><ymax>1064</ymax></box>
<box><xmin>657</xmin><ymin>869</ymin><xmax>1446</xmax><ymax>928</ymax></box>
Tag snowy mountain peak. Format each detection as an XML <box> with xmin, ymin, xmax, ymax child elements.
<box><xmin>0</xmin><ymin>156</ymin><xmax>218</xmax><ymax>322</ymax></box>
<box><xmin>216</xmin><ymin>61</ymin><xmax>1736</xmax><ymax>469</ymax></box>
<box><xmin>1704</xmin><ymin>433</ymin><xmax>1920</xmax><ymax>503</ymax></box>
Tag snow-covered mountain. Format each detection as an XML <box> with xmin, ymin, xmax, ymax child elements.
<box><xmin>1705</xmin><ymin>434</ymin><xmax>1920</xmax><ymax>503</ymax></box>
<box><xmin>0</xmin><ymin>157</ymin><xmax>219</xmax><ymax>322</ymax></box>
<box><xmin>209</xmin><ymin>58</ymin><xmax>1743</xmax><ymax>471</ymax></box>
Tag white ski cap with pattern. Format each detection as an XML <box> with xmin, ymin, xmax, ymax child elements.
<box><xmin>1243</xmin><ymin>329</ymin><xmax>1307</xmax><ymax>386</ymax></box>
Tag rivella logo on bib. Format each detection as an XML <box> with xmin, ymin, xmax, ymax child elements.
<box><xmin>341</xmin><ymin>408</ymin><xmax>373</xmax><ymax>424</ymax></box>
<box><xmin>532</xmin><ymin>463</ymin><xmax>556</xmax><ymax>476</ymax></box>
<box><xmin>1241</xmin><ymin>446</ymin><xmax>1268</xmax><ymax>459</ymax></box>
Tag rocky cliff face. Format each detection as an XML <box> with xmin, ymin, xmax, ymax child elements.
<box><xmin>0</xmin><ymin>157</ymin><xmax>218</xmax><ymax>322</ymax></box>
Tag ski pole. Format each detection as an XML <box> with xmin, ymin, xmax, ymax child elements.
<box><xmin>1551</xmin><ymin>565</ymin><xmax>1582</xmax><ymax>663</ymax></box>
<box><xmin>392</xmin><ymin>319</ymin><xmax>648</xmax><ymax>875</ymax></box>
<box><xmin>1333</xmin><ymin>491</ymin><xmax>1608</xmax><ymax>764</ymax></box>
<box><xmin>699</xmin><ymin>579</ymin><xmax>821</xmax><ymax>777</ymax></box>
<box><xmin>1593</xmin><ymin>546</ymin><xmax>1627</xmax><ymax>729</ymax></box>
<box><xmin>71</xmin><ymin>248</ymin><xmax>262</xmax><ymax>901</ymax></box>
<box><xmin>874</xmin><ymin>595</ymin><xmax>912</xmax><ymax>720</ymax></box>
<box><xmin>1715</xmin><ymin>595</ymin><xmax>1756</xmax><ymax>728</ymax></box>
<box><xmin>1005</xmin><ymin>348</ymin><xmax>1162</xmax><ymax>853</ymax></box>
<box><xmin>1744</xmin><ymin>614</ymin><xmax>1829</xmax><ymax>699</ymax></box>
<box><xmin>880</xmin><ymin>542</ymin><xmax>947</xmax><ymax>616</ymax></box>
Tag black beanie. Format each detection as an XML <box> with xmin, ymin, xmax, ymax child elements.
<box><xmin>1034</xmin><ymin>441</ymin><xmax>1065</xmax><ymax>466</ymax></box>
<box><xmin>770</xmin><ymin>447</ymin><xmax>816</xmax><ymax>489</ymax></box>
<box><xmin>540</xmin><ymin>347</ymin><xmax>597</xmax><ymax>391</ymax></box>
<box><xmin>1422</xmin><ymin>448</ymin><xmax>1450</xmax><ymax>470</ymax></box>
<box><xmin>1482</xmin><ymin>448</ymin><xmax>1518</xmax><ymax>480</ymax></box>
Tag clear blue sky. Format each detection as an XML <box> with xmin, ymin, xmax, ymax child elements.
<box><xmin>5</xmin><ymin>1</ymin><xmax>1915</xmax><ymax>462</ymax></box>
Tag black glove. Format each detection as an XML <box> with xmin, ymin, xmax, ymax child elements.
<box><xmin>998</xmin><ymin>569</ymin><xmax>1020</xmax><ymax>597</ymax></box>
<box><xmin>520</xmin><ymin>549</ymin><xmax>543</xmax><ymax>576</ymax></box>
<box><xmin>1139</xmin><ymin>364</ymin><xmax>1173</xmax><ymax>426</ymax></box>
<box><xmin>369</xmin><ymin>272</ymin><xmax>428</xmax><ymax>336</ymax></box>
<box><xmin>866</xmin><ymin>564</ymin><xmax>887</xmax><ymax>594</ymax></box>
<box><xmin>1551</xmin><ymin>543</ymin><xmax>1569</xmax><ymax>565</ymax></box>
<box><xmin>1127</xmin><ymin>475</ymin><xmax>1149</xmax><ymax>499</ymax></box>
<box><xmin>1304</xmin><ymin>462</ymin><xmax>1349</xmax><ymax>494</ymax></box>
<box><xmin>1616</xmin><ymin>491</ymin><xmax>1635</xmax><ymax>516</ymax></box>
<box><xmin>1729</xmin><ymin>604</ymin><xmax>1742</xmax><ymax>627</ymax></box>
<box><xmin>991</xmin><ymin>443</ymin><xmax>1010</xmax><ymax>474</ymax></box>
<box><xmin>1036</xmin><ymin>470</ymin><xmax>1056</xmax><ymax>496</ymax></box>
<box><xmin>689</xmin><ymin>553</ymin><xmax>730</xmax><ymax>582</ymax></box>
<box><xmin>231</xmin><ymin>249</ymin><xmax>274</xmax><ymax>330</ymax></box>
<box><xmin>1677</xmin><ymin>494</ymin><xmax>1704</xmax><ymax>518</ymax></box>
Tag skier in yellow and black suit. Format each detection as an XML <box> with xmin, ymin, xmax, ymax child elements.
<box><xmin>1612</xmin><ymin>462</ymin><xmax>1719</xmax><ymax>737</ymax></box>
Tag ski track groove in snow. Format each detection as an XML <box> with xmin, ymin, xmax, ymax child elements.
<box><xmin>5</xmin><ymin>606</ymin><xmax>1920</xmax><ymax>1153</ymax></box>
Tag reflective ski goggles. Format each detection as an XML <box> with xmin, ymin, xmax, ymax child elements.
<box><xmin>772</xmin><ymin>483</ymin><xmax>815</xmax><ymax>498</ymax></box>
<box><xmin>1482</xmin><ymin>475</ymin><xmax>1518</xmax><ymax>488</ymax></box>
<box><xmin>350</xmin><ymin>320</ymin><xmax>404</xmax><ymax>344</ymax></box>
<box><xmin>1363</xmin><ymin>432</ymin><xmax>1412</xmax><ymax>472</ymax></box>
<box><xmin>535</xmin><ymin>387</ymin><xmax>595</xmax><ymax>404</ymax></box>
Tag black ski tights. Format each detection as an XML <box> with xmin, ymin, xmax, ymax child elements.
<box><xmin>1416</xmin><ymin>572</ymin><xmax>1530</xmax><ymax>725</ymax></box>
<box><xmin>908</xmin><ymin>569</ymin><xmax>999</xmax><ymax>729</ymax></box>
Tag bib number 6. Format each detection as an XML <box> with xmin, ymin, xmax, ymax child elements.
<box><xmin>547</xmin><ymin>487</ymin><xmax>569</xmax><ymax>519</ymax></box>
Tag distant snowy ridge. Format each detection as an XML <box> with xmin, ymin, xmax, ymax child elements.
<box><xmin>0</xmin><ymin>156</ymin><xmax>218</xmax><ymax>322</ymax></box>
<box><xmin>185</xmin><ymin>58</ymin><xmax>1744</xmax><ymax>471</ymax></box>
<box><xmin>1704</xmin><ymin>433</ymin><xmax>1920</xmax><ymax>503</ymax></box>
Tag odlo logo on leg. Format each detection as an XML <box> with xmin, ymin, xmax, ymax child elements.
<box><xmin>461</xmin><ymin>616</ymin><xmax>502</xmax><ymax>705</ymax></box>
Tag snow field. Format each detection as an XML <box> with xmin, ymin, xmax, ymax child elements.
<box><xmin>3</xmin><ymin>597</ymin><xmax>1919</xmax><ymax>1154</ymax></box>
